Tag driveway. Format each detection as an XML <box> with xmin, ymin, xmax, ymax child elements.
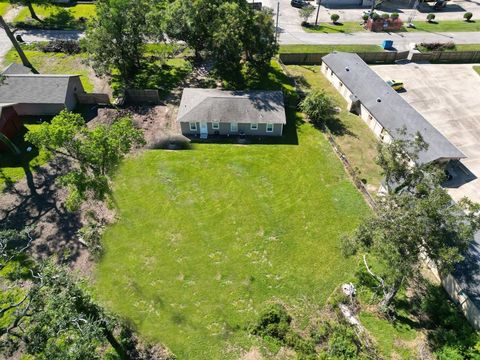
<box><xmin>372</xmin><ymin>63</ymin><xmax>480</xmax><ymax>203</ymax></box>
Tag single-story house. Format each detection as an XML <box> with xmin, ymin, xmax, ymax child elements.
<box><xmin>0</xmin><ymin>73</ymin><xmax>85</xmax><ymax>116</ymax></box>
<box><xmin>177</xmin><ymin>88</ymin><xmax>287</xmax><ymax>139</ymax></box>
<box><xmin>321</xmin><ymin>52</ymin><xmax>465</xmax><ymax>164</ymax></box>
<box><xmin>0</xmin><ymin>63</ymin><xmax>86</xmax><ymax>151</ymax></box>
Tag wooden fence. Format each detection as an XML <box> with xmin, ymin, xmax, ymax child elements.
<box><xmin>410</xmin><ymin>50</ymin><xmax>480</xmax><ymax>63</ymax></box>
<box><xmin>76</xmin><ymin>93</ymin><xmax>111</xmax><ymax>105</ymax></box>
<box><xmin>125</xmin><ymin>89</ymin><xmax>161</xmax><ymax>105</ymax></box>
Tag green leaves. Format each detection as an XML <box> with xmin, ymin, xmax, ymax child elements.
<box><xmin>299</xmin><ymin>90</ymin><xmax>337</xmax><ymax>127</ymax></box>
<box><xmin>26</xmin><ymin>111</ymin><xmax>144</xmax><ymax>211</ymax></box>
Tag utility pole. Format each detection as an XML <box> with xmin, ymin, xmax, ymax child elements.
<box><xmin>0</xmin><ymin>16</ymin><xmax>37</xmax><ymax>73</ymax></box>
<box><xmin>314</xmin><ymin>0</ymin><xmax>321</xmax><ymax>26</ymax></box>
<box><xmin>275</xmin><ymin>1</ymin><xmax>280</xmax><ymax>43</ymax></box>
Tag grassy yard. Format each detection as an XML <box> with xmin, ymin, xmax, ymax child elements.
<box><xmin>0</xmin><ymin>0</ymin><xmax>10</xmax><ymax>16</ymax></box>
<box><xmin>13</xmin><ymin>3</ymin><xmax>96</xmax><ymax>29</ymax></box>
<box><xmin>95</xmin><ymin>62</ymin><xmax>371</xmax><ymax>358</ymax></box>
<box><xmin>474</xmin><ymin>66</ymin><xmax>480</xmax><ymax>75</ymax></box>
<box><xmin>408</xmin><ymin>20</ymin><xmax>480</xmax><ymax>32</ymax></box>
<box><xmin>3</xmin><ymin>48</ymin><xmax>94</xmax><ymax>93</ymax></box>
<box><xmin>14</xmin><ymin>3</ymin><xmax>96</xmax><ymax>22</ymax></box>
<box><xmin>279</xmin><ymin>44</ymin><xmax>383</xmax><ymax>53</ymax></box>
<box><xmin>285</xmin><ymin>65</ymin><xmax>383</xmax><ymax>191</ymax></box>
<box><xmin>303</xmin><ymin>22</ymin><xmax>365</xmax><ymax>33</ymax></box>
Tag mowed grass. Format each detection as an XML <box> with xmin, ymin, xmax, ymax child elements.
<box><xmin>285</xmin><ymin>65</ymin><xmax>383</xmax><ymax>191</ymax></box>
<box><xmin>14</xmin><ymin>3</ymin><xmax>96</xmax><ymax>22</ymax></box>
<box><xmin>0</xmin><ymin>1</ymin><xmax>10</xmax><ymax>16</ymax></box>
<box><xmin>409</xmin><ymin>20</ymin><xmax>480</xmax><ymax>32</ymax></box>
<box><xmin>303</xmin><ymin>22</ymin><xmax>365</xmax><ymax>33</ymax></box>
<box><xmin>279</xmin><ymin>44</ymin><xmax>383</xmax><ymax>53</ymax></box>
<box><xmin>474</xmin><ymin>66</ymin><xmax>480</xmax><ymax>75</ymax></box>
<box><xmin>3</xmin><ymin>49</ymin><xmax>94</xmax><ymax>92</ymax></box>
<box><xmin>95</xmin><ymin>122</ymin><xmax>371</xmax><ymax>358</ymax></box>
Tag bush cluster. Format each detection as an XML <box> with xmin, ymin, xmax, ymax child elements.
<box><xmin>38</xmin><ymin>40</ymin><xmax>82</xmax><ymax>54</ymax></box>
<box><xmin>418</xmin><ymin>42</ymin><xmax>456</xmax><ymax>51</ymax></box>
<box><xmin>251</xmin><ymin>304</ymin><xmax>375</xmax><ymax>359</ymax></box>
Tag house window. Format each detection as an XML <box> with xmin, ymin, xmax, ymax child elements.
<box><xmin>368</xmin><ymin>114</ymin><xmax>373</xmax><ymax>121</ymax></box>
<box><xmin>250</xmin><ymin>123</ymin><xmax>258</xmax><ymax>130</ymax></box>
<box><xmin>189</xmin><ymin>122</ymin><xmax>197</xmax><ymax>131</ymax></box>
<box><xmin>212</xmin><ymin>122</ymin><xmax>219</xmax><ymax>130</ymax></box>
<box><xmin>230</xmin><ymin>123</ymin><xmax>238</xmax><ymax>132</ymax></box>
<box><xmin>266</xmin><ymin>123</ymin><xmax>274</xmax><ymax>132</ymax></box>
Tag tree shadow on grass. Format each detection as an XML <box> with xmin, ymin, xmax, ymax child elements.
<box><xmin>392</xmin><ymin>280</ymin><xmax>480</xmax><ymax>355</ymax></box>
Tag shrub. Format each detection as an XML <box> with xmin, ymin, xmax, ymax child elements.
<box><xmin>427</xmin><ymin>13</ymin><xmax>436</xmax><ymax>22</ymax></box>
<box><xmin>464</xmin><ymin>12</ymin><xmax>473</xmax><ymax>21</ymax></box>
<box><xmin>391</xmin><ymin>12</ymin><xmax>399</xmax><ymax>20</ymax></box>
<box><xmin>362</xmin><ymin>14</ymin><xmax>369</xmax><ymax>22</ymax></box>
<box><xmin>251</xmin><ymin>303</ymin><xmax>292</xmax><ymax>341</ymax></box>
<box><xmin>330</xmin><ymin>13</ymin><xmax>340</xmax><ymax>23</ymax></box>
<box><xmin>299</xmin><ymin>90</ymin><xmax>337</xmax><ymax>127</ymax></box>
<box><xmin>38</xmin><ymin>39</ymin><xmax>82</xmax><ymax>54</ymax></box>
<box><xmin>418</xmin><ymin>42</ymin><xmax>455</xmax><ymax>51</ymax></box>
<box><xmin>371</xmin><ymin>12</ymin><xmax>380</xmax><ymax>21</ymax></box>
<box><xmin>381</xmin><ymin>13</ymin><xmax>390</xmax><ymax>20</ymax></box>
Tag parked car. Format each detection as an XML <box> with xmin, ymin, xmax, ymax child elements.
<box><xmin>291</xmin><ymin>0</ymin><xmax>310</xmax><ymax>8</ymax></box>
<box><xmin>433</xmin><ymin>0</ymin><xmax>447</xmax><ymax>10</ymax></box>
<box><xmin>386</xmin><ymin>80</ymin><xmax>404</xmax><ymax>91</ymax></box>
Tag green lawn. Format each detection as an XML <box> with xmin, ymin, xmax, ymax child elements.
<box><xmin>95</xmin><ymin>62</ymin><xmax>371</xmax><ymax>358</ymax></box>
<box><xmin>14</xmin><ymin>3</ymin><xmax>96</xmax><ymax>22</ymax></box>
<box><xmin>303</xmin><ymin>22</ymin><xmax>365</xmax><ymax>33</ymax></box>
<box><xmin>474</xmin><ymin>66</ymin><xmax>480</xmax><ymax>75</ymax></box>
<box><xmin>408</xmin><ymin>20</ymin><xmax>480</xmax><ymax>32</ymax></box>
<box><xmin>302</xmin><ymin>20</ymin><xmax>480</xmax><ymax>34</ymax></box>
<box><xmin>279</xmin><ymin>44</ymin><xmax>383</xmax><ymax>53</ymax></box>
<box><xmin>3</xmin><ymin>49</ymin><xmax>94</xmax><ymax>93</ymax></box>
<box><xmin>285</xmin><ymin>65</ymin><xmax>383</xmax><ymax>191</ymax></box>
<box><xmin>0</xmin><ymin>0</ymin><xmax>10</xmax><ymax>16</ymax></box>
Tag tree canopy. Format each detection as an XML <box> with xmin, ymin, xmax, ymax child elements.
<box><xmin>344</xmin><ymin>136</ymin><xmax>480</xmax><ymax>311</ymax></box>
<box><xmin>25</xmin><ymin>110</ymin><xmax>144</xmax><ymax>211</ymax></box>
<box><xmin>84</xmin><ymin>0</ymin><xmax>151</xmax><ymax>87</ymax></box>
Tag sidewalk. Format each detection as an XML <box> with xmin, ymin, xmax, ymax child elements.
<box><xmin>279</xmin><ymin>30</ymin><xmax>480</xmax><ymax>50</ymax></box>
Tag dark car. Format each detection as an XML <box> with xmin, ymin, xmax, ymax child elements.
<box><xmin>291</xmin><ymin>0</ymin><xmax>310</xmax><ymax>8</ymax></box>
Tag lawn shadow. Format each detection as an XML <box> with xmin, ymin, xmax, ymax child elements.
<box><xmin>304</xmin><ymin>24</ymin><xmax>347</xmax><ymax>34</ymax></box>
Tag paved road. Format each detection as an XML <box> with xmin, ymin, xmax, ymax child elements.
<box><xmin>0</xmin><ymin>29</ymin><xmax>84</xmax><ymax>63</ymax></box>
<box><xmin>278</xmin><ymin>29</ymin><xmax>480</xmax><ymax>49</ymax></box>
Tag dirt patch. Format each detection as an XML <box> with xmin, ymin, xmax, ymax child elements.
<box><xmin>0</xmin><ymin>157</ymin><xmax>114</xmax><ymax>275</ymax></box>
<box><xmin>91</xmin><ymin>105</ymin><xmax>189</xmax><ymax>150</ymax></box>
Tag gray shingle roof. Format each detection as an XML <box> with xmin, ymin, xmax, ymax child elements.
<box><xmin>322</xmin><ymin>52</ymin><xmax>465</xmax><ymax>164</ymax></box>
<box><xmin>2</xmin><ymin>63</ymin><xmax>33</xmax><ymax>75</ymax></box>
<box><xmin>178</xmin><ymin>88</ymin><xmax>287</xmax><ymax>124</ymax></box>
<box><xmin>0</xmin><ymin>74</ymin><xmax>79</xmax><ymax>105</ymax></box>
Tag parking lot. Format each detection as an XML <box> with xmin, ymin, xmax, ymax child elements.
<box><xmin>372</xmin><ymin>63</ymin><xmax>480</xmax><ymax>203</ymax></box>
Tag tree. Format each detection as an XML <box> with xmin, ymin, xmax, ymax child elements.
<box><xmin>25</xmin><ymin>110</ymin><xmax>144</xmax><ymax>211</ymax></box>
<box><xmin>84</xmin><ymin>0</ymin><xmax>150</xmax><ymax>87</ymax></box>
<box><xmin>299</xmin><ymin>5</ymin><xmax>315</xmax><ymax>25</ymax></box>
<box><xmin>9</xmin><ymin>0</ymin><xmax>54</xmax><ymax>22</ymax></box>
<box><xmin>330</xmin><ymin>13</ymin><xmax>340</xmax><ymax>24</ymax></box>
<box><xmin>343</xmin><ymin>136</ymin><xmax>480</xmax><ymax>312</ymax></box>
<box><xmin>163</xmin><ymin>0</ymin><xmax>277</xmax><ymax>79</ymax></box>
<box><xmin>427</xmin><ymin>13</ymin><xmax>436</xmax><ymax>22</ymax></box>
<box><xmin>391</xmin><ymin>12</ymin><xmax>399</xmax><ymax>20</ymax></box>
<box><xmin>243</xmin><ymin>7</ymin><xmax>278</xmax><ymax>69</ymax></box>
<box><xmin>299</xmin><ymin>90</ymin><xmax>337</xmax><ymax>127</ymax></box>
<box><xmin>464</xmin><ymin>12</ymin><xmax>473</xmax><ymax>22</ymax></box>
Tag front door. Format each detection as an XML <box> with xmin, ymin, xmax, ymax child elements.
<box><xmin>230</xmin><ymin>122</ymin><xmax>238</xmax><ymax>133</ymax></box>
<box><xmin>200</xmin><ymin>122</ymin><xmax>208</xmax><ymax>139</ymax></box>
